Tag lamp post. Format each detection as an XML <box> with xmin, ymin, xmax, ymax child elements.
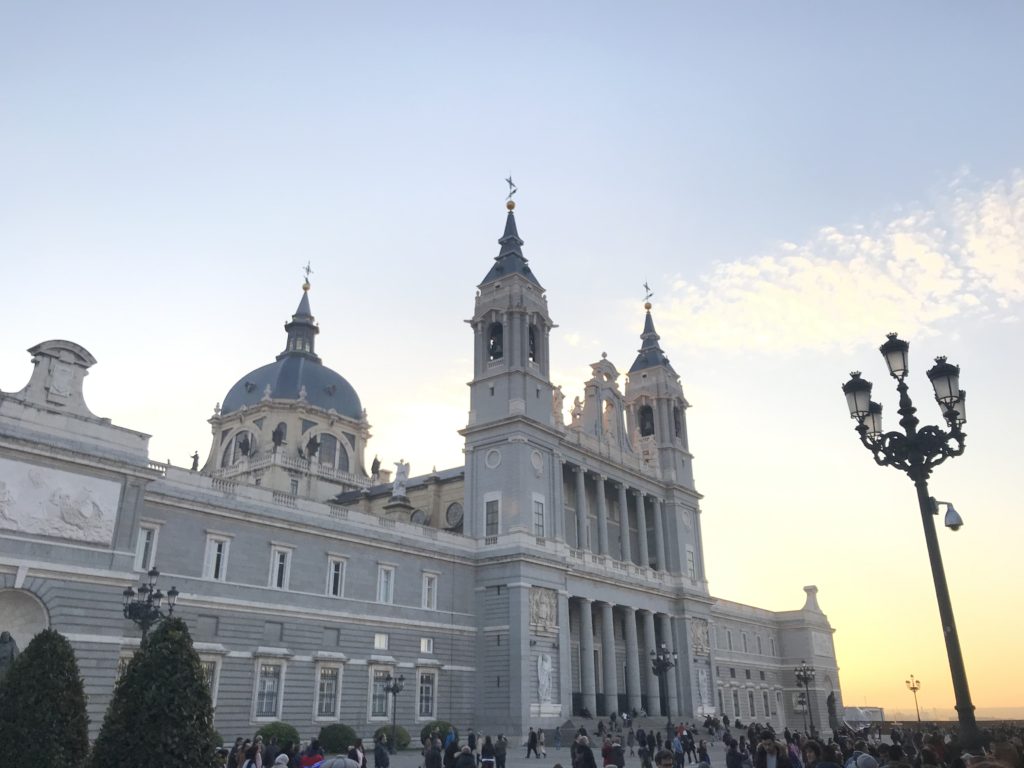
<box><xmin>796</xmin><ymin>691</ymin><xmax>808</xmax><ymax>735</ymax></box>
<box><xmin>906</xmin><ymin>675</ymin><xmax>922</xmax><ymax>725</ymax></box>
<box><xmin>842</xmin><ymin>333</ymin><xmax>980</xmax><ymax>750</ymax></box>
<box><xmin>383</xmin><ymin>672</ymin><xmax>405</xmax><ymax>754</ymax></box>
<box><xmin>650</xmin><ymin>641</ymin><xmax>678</xmax><ymax>734</ymax></box>
<box><xmin>794</xmin><ymin>660</ymin><xmax>816</xmax><ymax>738</ymax></box>
<box><xmin>122</xmin><ymin>566</ymin><xmax>179</xmax><ymax>639</ymax></box>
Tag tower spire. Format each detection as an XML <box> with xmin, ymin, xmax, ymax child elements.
<box><xmin>629</xmin><ymin>299</ymin><xmax>675</xmax><ymax>374</ymax></box>
<box><xmin>278</xmin><ymin>274</ymin><xmax>320</xmax><ymax>362</ymax></box>
<box><xmin>480</xmin><ymin>185</ymin><xmax>541</xmax><ymax>287</ymax></box>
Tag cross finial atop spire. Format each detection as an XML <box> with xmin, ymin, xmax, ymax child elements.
<box><xmin>643</xmin><ymin>281</ymin><xmax>654</xmax><ymax>309</ymax></box>
<box><xmin>302</xmin><ymin>261</ymin><xmax>314</xmax><ymax>291</ymax></box>
<box><xmin>505</xmin><ymin>176</ymin><xmax>517</xmax><ymax>210</ymax></box>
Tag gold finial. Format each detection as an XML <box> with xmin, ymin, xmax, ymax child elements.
<box><xmin>506</xmin><ymin>199</ymin><xmax>515</xmax><ymax>211</ymax></box>
<box><xmin>644</xmin><ymin>301</ymin><xmax>652</xmax><ymax>311</ymax></box>
<box><xmin>303</xmin><ymin>261</ymin><xmax>313</xmax><ymax>291</ymax></box>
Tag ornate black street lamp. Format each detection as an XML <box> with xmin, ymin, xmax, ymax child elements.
<box><xmin>906</xmin><ymin>674</ymin><xmax>922</xmax><ymax>725</ymax></box>
<box><xmin>794</xmin><ymin>660</ymin><xmax>816</xmax><ymax>737</ymax></box>
<box><xmin>122</xmin><ymin>567</ymin><xmax>179</xmax><ymax>639</ymax></box>
<box><xmin>383</xmin><ymin>672</ymin><xmax>405</xmax><ymax>754</ymax></box>
<box><xmin>650</xmin><ymin>642</ymin><xmax>677</xmax><ymax>734</ymax></box>
<box><xmin>842</xmin><ymin>333</ymin><xmax>980</xmax><ymax>750</ymax></box>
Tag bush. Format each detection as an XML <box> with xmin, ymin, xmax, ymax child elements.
<box><xmin>420</xmin><ymin>721</ymin><xmax>456</xmax><ymax>745</ymax></box>
<box><xmin>256</xmin><ymin>721</ymin><xmax>300</xmax><ymax>748</ymax></box>
<box><xmin>319</xmin><ymin>723</ymin><xmax>359</xmax><ymax>753</ymax></box>
<box><xmin>374</xmin><ymin>725</ymin><xmax>411</xmax><ymax>750</ymax></box>
<box><xmin>89</xmin><ymin>617</ymin><xmax>219</xmax><ymax>768</ymax></box>
<box><xmin>0</xmin><ymin>628</ymin><xmax>89</xmax><ymax>768</ymax></box>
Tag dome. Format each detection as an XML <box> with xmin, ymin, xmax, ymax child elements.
<box><xmin>220</xmin><ymin>356</ymin><xmax>363</xmax><ymax>420</ymax></box>
<box><xmin>219</xmin><ymin>283</ymin><xmax>363</xmax><ymax>420</ymax></box>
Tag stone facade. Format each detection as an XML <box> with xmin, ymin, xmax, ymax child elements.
<box><xmin>0</xmin><ymin>205</ymin><xmax>843</xmax><ymax>743</ymax></box>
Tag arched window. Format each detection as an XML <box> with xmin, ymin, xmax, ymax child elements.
<box><xmin>317</xmin><ymin>434</ymin><xmax>350</xmax><ymax>473</ymax></box>
<box><xmin>673</xmin><ymin>405</ymin><xmax>682</xmax><ymax>438</ymax></box>
<box><xmin>221</xmin><ymin>430</ymin><xmax>256</xmax><ymax>467</ymax></box>
<box><xmin>528</xmin><ymin>325</ymin><xmax>538</xmax><ymax>363</ymax></box>
<box><xmin>487</xmin><ymin>322</ymin><xmax>504</xmax><ymax>361</ymax></box>
<box><xmin>638</xmin><ymin>405</ymin><xmax>655</xmax><ymax>436</ymax></box>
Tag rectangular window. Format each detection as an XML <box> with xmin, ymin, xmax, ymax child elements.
<box><xmin>763</xmin><ymin>691</ymin><xmax>771</xmax><ymax>717</ymax></box>
<box><xmin>290</xmin><ymin>478</ymin><xmax>299</xmax><ymax>495</ymax></box>
<box><xmin>732</xmin><ymin>689</ymin><xmax>740</xmax><ymax>716</ymax></box>
<box><xmin>760</xmin><ymin>671</ymin><xmax>766</xmax><ymax>681</ymax></box>
<box><xmin>377</xmin><ymin>566</ymin><xmax>395</xmax><ymax>604</ymax></box>
<box><xmin>757</xmin><ymin>635</ymin><xmax>763</xmax><ymax>655</ymax></box>
<box><xmin>422</xmin><ymin>573</ymin><xmax>438</xmax><ymax>610</ymax></box>
<box><xmin>327</xmin><ymin>557</ymin><xmax>346</xmax><ymax>597</ymax></box>
<box><xmin>204</xmin><ymin>536</ymin><xmax>230</xmax><ymax>581</ymax></box>
<box><xmin>269</xmin><ymin>547</ymin><xmax>291</xmax><ymax>590</ymax></box>
<box><xmin>418</xmin><ymin>671</ymin><xmax>436</xmax><ymax>718</ymax></box>
<box><xmin>135</xmin><ymin>525</ymin><xmax>158</xmax><ymax>571</ymax></box>
<box><xmin>374</xmin><ymin>633</ymin><xmax>389</xmax><ymax>651</ymax></box>
<box><xmin>742</xmin><ymin>633</ymin><xmax>748</xmax><ymax>653</ymax></box>
<box><xmin>770</xmin><ymin>637</ymin><xmax>776</xmax><ymax>656</ymax></box>
<box><xmin>420</xmin><ymin>637</ymin><xmax>434</xmax><ymax>654</ymax></box>
<box><xmin>255</xmin><ymin>662</ymin><xmax>283</xmax><ymax>719</ymax></box>
<box><xmin>718</xmin><ymin>689</ymin><xmax>725</xmax><ymax>713</ymax></box>
<box><xmin>727</xmin><ymin>630</ymin><xmax>733</xmax><ymax>651</ymax></box>
<box><xmin>485</xmin><ymin>499</ymin><xmax>499</xmax><ymax>537</ymax></box>
<box><xmin>745</xmin><ymin>669</ymin><xmax>751</xmax><ymax>679</ymax></box>
<box><xmin>200</xmin><ymin>658</ymin><xmax>220</xmax><ymax>707</ymax></box>
<box><xmin>729</xmin><ymin>668</ymin><xmax>736</xmax><ymax>678</ymax></box>
<box><xmin>533</xmin><ymin>499</ymin><xmax>545</xmax><ymax>537</ymax></box>
<box><xmin>748</xmin><ymin>690</ymin><xmax>756</xmax><ymax>716</ymax></box>
<box><xmin>316</xmin><ymin>666</ymin><xmax>341</xmax><ymax>719</ymax></box>
<box><xmin>685</xmin><ymin>548</ymin><xmax>696</xmax><ymax>580</ymax></box>
<box><xmin>371</xmin><ymin>668</ymin><xmax>390</xmax><ymax>718</ymax></box>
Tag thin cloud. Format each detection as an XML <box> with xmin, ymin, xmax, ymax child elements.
<box><xmin>662</xmin><ymin>174</ymin><xmax>1024</xmax><ymax>354</ymax></box>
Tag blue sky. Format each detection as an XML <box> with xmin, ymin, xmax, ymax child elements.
<box><xmin>2</xmin><ymin>2</ymin><xmax>1022</xmax><ymax>715</ymax></box>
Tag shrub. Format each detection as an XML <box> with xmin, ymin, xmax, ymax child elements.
<box><xmin>256</xmin><ymin>721</ymin><xmax>300</xmax><ymax>748</ymax></box>
<box><xmin>0</xmin><ymin>628</ymin><xmax>89</xmax><ymax>768</ymax></box>
<box><xmin>319</xmin><ymin>723</ymin><xmax>359</xmax><ymax>753</ymax></box>
<box><xmin>420</xmin><ymin>721</ymin><xmax>456</xmax><ymax>745</ymax></box>
<box><xmin>374</xmin><ymin>724</ymin><xmax>411</xmax><ymax>750</ymax></box>
<box><xmin>89</xmin><ymin>618</ymin><xmax>218</xmax><ymax>768</ymax></box>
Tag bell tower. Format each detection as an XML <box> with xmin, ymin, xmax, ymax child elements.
<box><xmin>467</xmin><ymin>199</ymin><xmax>555</xmax><ymax>429</ymax></box>
<box><xmin>462</xmin><ymin>197</ymin><xmax>560</xmax><ymax>541</ymax></box>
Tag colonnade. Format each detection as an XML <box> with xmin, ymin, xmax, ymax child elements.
<box><xmin>569</xmin><ymin>596</ymin><xmax>681</xmax><ymax>718</ymax></box>
<box><xmin>566</xmin><ymin>464</ymin><xmax>667</xmax><ymax>572</ymax></box>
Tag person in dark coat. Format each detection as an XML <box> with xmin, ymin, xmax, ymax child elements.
<box><xmin>444</xmin><ymin>739</ymin><xmax>460</xmax><ymax>768</ymax></box>
<box><xmin>455</xmin><ymin>746</ymin><xmax>477</xmax><ymax>768</ymax></box>
<box><xmin>754</xmin><ymin>737</ymin><xmax>792</xmax><ymax>768</ymax></box>
<box><xmin>425</xmin><ymin>743</ymin><xmax>443</xmax><ymax>768</ymax></box>
<box><xmin>374</xmin><ymin>736</ymin><xmax>390</xmax><ymax>768</ymax></box>
<box><xmin>527</xmin><ymin>728</ymin><xmax>540</xmax><ymax>759</ymax></box>
<box><xmin>576</xmin><ymin>737</ymin><xmax>598</xmax><ymax>768</ymax></box>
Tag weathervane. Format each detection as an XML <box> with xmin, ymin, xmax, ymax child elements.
<box><xmin>643</xmin><ymin>281</ymin><xmax>654</xmax><ymax>303</ymax></box>
<box><xmin>505</xmin><ymin>176</ymin><xmax>517</xmax><ymax>201</ymax></box>
<box><xmin>302</xmin><ymin>261</ymin><xmax>314</xmax><ymax>291</ymax></box>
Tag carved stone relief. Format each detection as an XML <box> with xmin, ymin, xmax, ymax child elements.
<box><xmin>529</xmin><ymin>587</ymin><xmax>558</xmax><ymax>630</ymax></box>
<box><xmin>690</xmin><ymin>617</ymin><xmax>710</xmax><ymax>656</ymax></box>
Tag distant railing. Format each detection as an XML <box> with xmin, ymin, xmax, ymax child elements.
<box><xmin>146</xmin><ymin>461</ymin><xmax>168</xmax><ymax>476</ymax></box>
<box><xmin>212</xmin><ymin>478</ymin><xmax>237</xmax><ymax>495</ymax></box>
<box><xmin>272</xmin><ymin>491</ymin><xmax>297</xmax><ymax>508</ymax></box>
<box><xmin>484</xmin><ymin>536</ymin><xmax>498</xmax><ymax>545</ymax></box>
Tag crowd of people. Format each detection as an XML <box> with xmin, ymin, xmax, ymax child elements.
<box><xmin>217</xmin><ymin>719</ymin><xmax>1024</xmax><ymax>768</ymax></box>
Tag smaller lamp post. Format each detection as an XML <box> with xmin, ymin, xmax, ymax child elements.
<box><xmin>383</xmin><ymin>672</ymin><xmax>405</xmax><ymax>754</ymax></box>
<box><xmin>794</xmin><ymin>660</ymin><xmax>816</xmax><ymax>737</ymax></box>
<box><xmin>906</xmin><ymin>675</ymin><xmax>922</xmax><ymax>725</ymax></box>
<box><xmin>122</xmin><ymin>567</ymin><xmax>179</xmax><ymax>639</ymax></box>
<box><xmin>650</xmin><ymin>642</ymin><xmax>678</xmax><ymax>734</ymax></box>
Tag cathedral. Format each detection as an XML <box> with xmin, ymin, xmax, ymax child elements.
<box><xmin>0</xmin><ymin>199</ymin><xmax>843</xmax><ymax>742</ymax></box>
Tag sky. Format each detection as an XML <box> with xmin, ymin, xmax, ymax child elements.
<box><xmin>2</xmin><ymin>2</ymin><xmax>1022</xmax><ymax>717</ymax></box>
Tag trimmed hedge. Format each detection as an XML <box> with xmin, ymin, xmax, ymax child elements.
<box><xmin>374</xmin><ymin>725</ymin><xmax>410</xmax><ymax>750</ymax></box>
<box><xmin>319</xmin><ymin>723</ymin><xmax>359</xmax><ymax>753</ymax></box>
<box><xmin>256</xmin><ymin>721</ymin><xmax>301</xmax><ymax>748</ymax></box>
<box><xmin>0</xmin><ymin>628</ymin><xmax>90</xmax><ymax>768</ymax></box>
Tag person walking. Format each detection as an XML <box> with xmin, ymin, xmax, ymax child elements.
<box><xmin>527</xmin><ymin>728</ymin><xmax>541</xmax><ymax>759</ymax></box>
<box><xmin>481</xmin><ymin>735</ymin><xmax>497</xmax><ymax>768</ymax></box>
<box><xmin>374</xmin><ymin>736</ymin><xmax>390</xmax><ymax>768</ymax></box>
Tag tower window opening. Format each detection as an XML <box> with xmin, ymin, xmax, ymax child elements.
<box><xmin>674</xmin><ymin>405</ymin><xmax>682</xmax><ymax>438</ymax></box>
<box><xmin>528</xmin><ymin>325</ymin><xmax>537</xmax><ymax>362</ymax></box>
<box><xmin>638</xmin><ymin>405</ymin><xmax>655</xmax><ymax>437</ymax></box>
<box><xmin>487</xmin><ymin>322</ymin><xmax>504</xmax><ymax>361</ymax></box>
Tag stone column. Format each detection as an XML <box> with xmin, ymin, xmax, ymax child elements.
<box><xmin>641</xmin><ymin>609</ymin><xmax>661</xmax><ymax>716</ymax></box>
<box><xmin>623</xmin><ymin>606</ymin><xmax>642</xmax><ymax>713</ymax></box>
<box><xmin>652</xmin><ymin>497</ymin><xmax>667</xmax><ymax>572</ymax></box>
<box><xmin>573</xmin><ymin>466</ymin><xmax>589</xmax><ymax>551</ymax></box>
<box><xmin>617</xmin><ymin>483</ymin><xmax>632</xmax><ymax>564</ymax></box>
<box><xmin>595</xmin><ymin>474</ymin><xmax>609</xmax><ymax>556</ymax></box>
<box><xmin>599</xmin><ymin>602</ymin><xmax>618</xmax><ymax>715</ymax></box>
<box><xmin>636</xmin><ymin>492</ymin><xmax>650</xmax><ymax>569</ymax></box>
<box><xmin>553</xmin><ymin>458</ymin><xmax>566</xmax><ymax>543</ymax></box>
<box><xmin>658</xmin><ymin>612</ymin><xmax>679</xmax><ymax>718</ymax></box>
<box><xmin>579</xmin><ymin>598</ymin><xmax>597</xmax><ymax>715</ymax></box>
<box><xmin>557</xmin><ymin>590</ymin><xmax>572</xmax><ymax>718</ymax></box>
